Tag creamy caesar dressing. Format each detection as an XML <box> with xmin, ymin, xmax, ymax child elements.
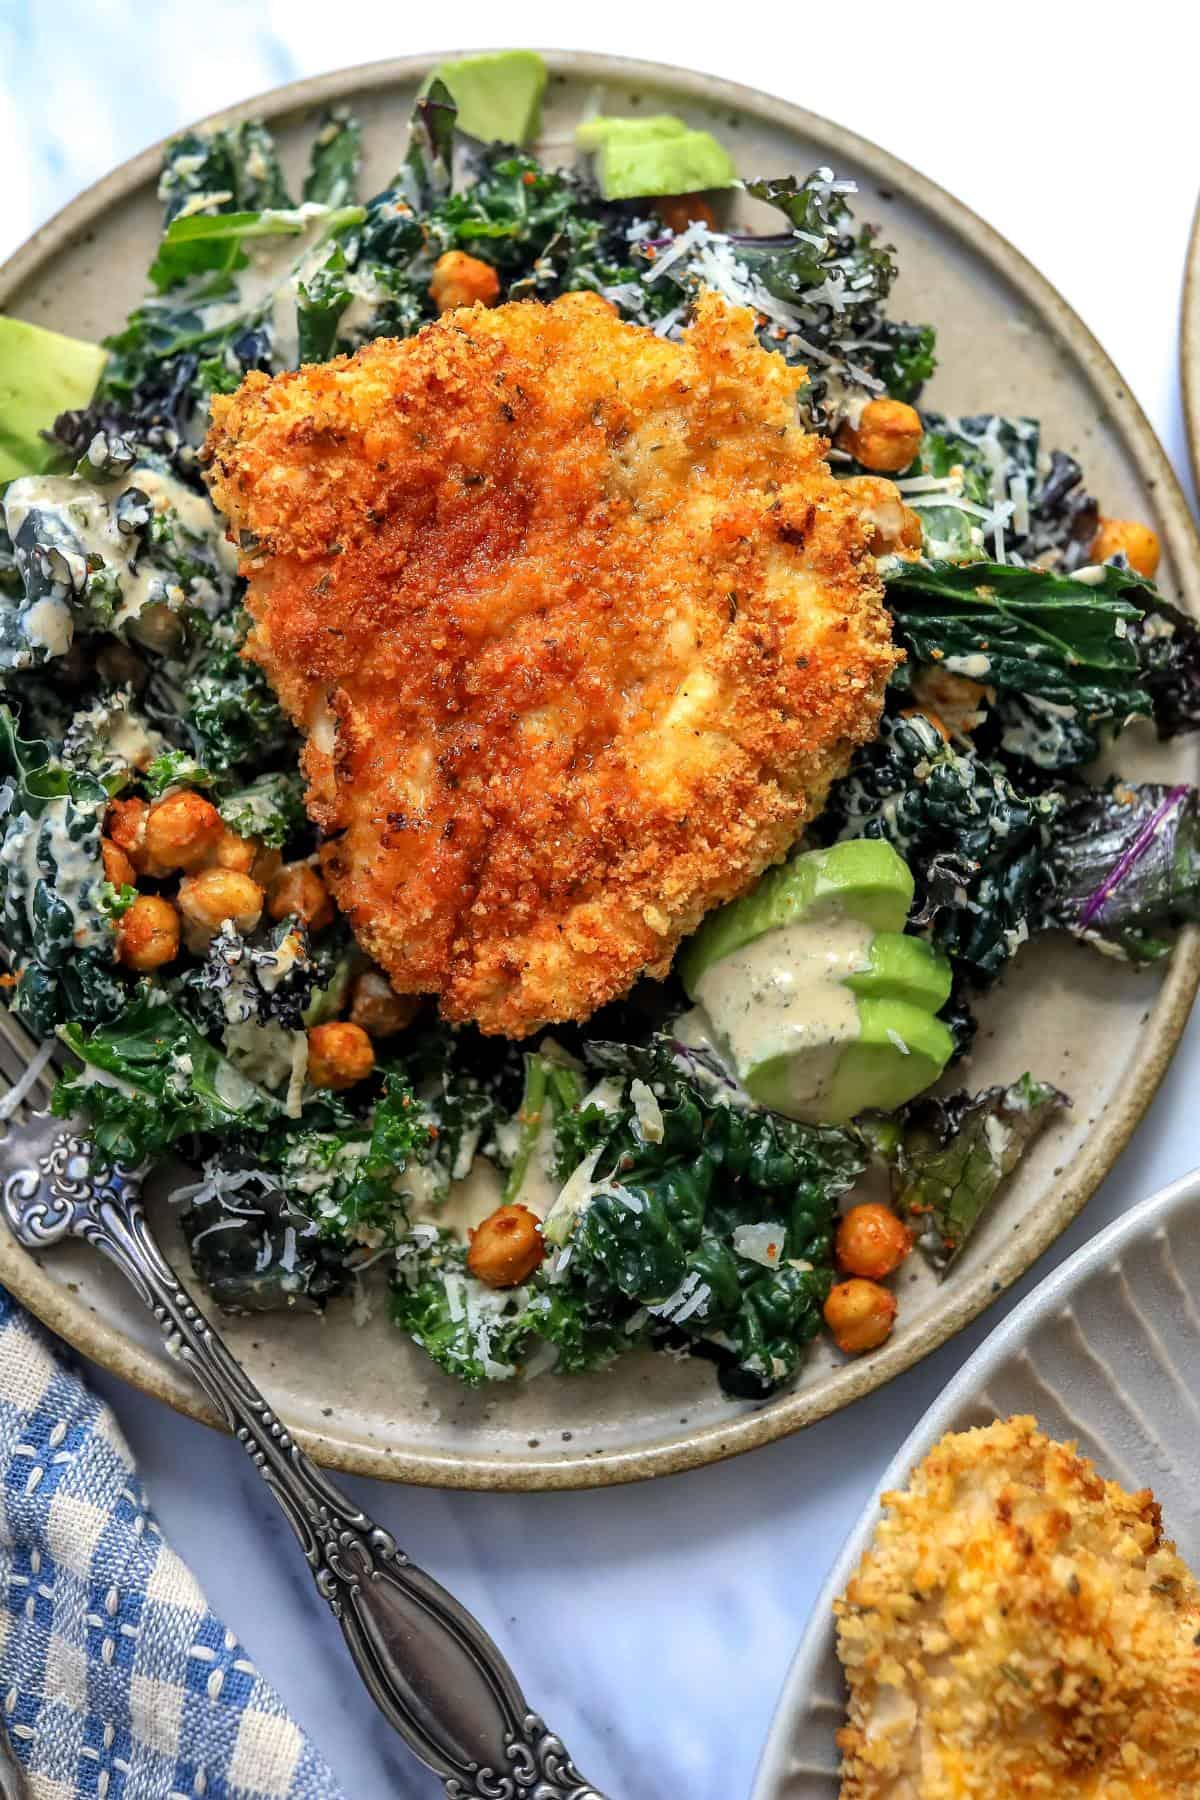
<box><xmin>428</xmin><ymin>1157</ymin><xmax>505</xmax><ymax>1241</ymax></box>
<box><xmin>691</xmin><ymin>909</ymin><xmax>874</xmax><ymax>1117</ymax></box>
<box><xmin>195</xmin><ymin>203</ymin><xmax>350</xmax><ymax>371</ymax></box>
<box><xmin>0</xmin><ymin>798</ymin><xmax>106</xmax><ymax>950</ymax></box>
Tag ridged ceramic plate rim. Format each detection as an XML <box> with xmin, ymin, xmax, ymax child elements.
<box><xmin>0</xmin><ymin>51</ymin><xmax>1199</xmax><ymax>1490</ymax></box>
<box><xmin>752</xmin><ymin>1164</ymin><xmax>1200</xmax><ymax>1798</ymax></box>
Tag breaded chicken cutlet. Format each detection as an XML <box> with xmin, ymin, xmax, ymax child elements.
<box><xmin>204</xmin><ymin>289</ymin><xmax>896</xmax><ymax>1036</ymax></box>
<box><xmin>835</xmin><ymin>1416</ymin><xmax>1200</xmax><ymax>1799</ymax></box>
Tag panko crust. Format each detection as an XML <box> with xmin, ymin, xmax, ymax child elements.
<box><xmin>204</xmin><ymin>290</ymin><xmax>896</xmax><ymax>1036</ymax></box>
<box><xmin>835</xmin><ymin>1416</ymin><xmax>1200</xmax><ymax>1799</ymax></box>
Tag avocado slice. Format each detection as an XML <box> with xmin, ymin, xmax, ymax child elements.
<box><xmin>678</xmin><ymin>840</ymin><xmax>915</xmax><ymax>995</ymax></box>
<box><xmin>824</xmin><ymin>1002</ymin><xmax>956</xmax><ymax>1124</ymax></box>
<box><xmin>425</xmin><ymin>50</ymin><xmax>547</xmax><ymax>146</ymax></box>
<box><xmin>747</xmin><ymin>1000</ymin><xmax>955</xmax><ymax>1125</ymax></box>
<box><xmin>597</xmin><ymin>127</ymin><xmax>737</xmax><ymax>201</ymax></box>
<box><xmin>574</xmin><ymin>114</ymin><xmax>689</xmax><ymax>152</ymax></box>
<box><xmin>0</xmin><ymin>316</ymin><xmax>107</xmax><ymax>484</ymax></box>
<box><xmin>844</xmin><ymin>933</ymin><xmax>953</xmax><ymax>1013</ymax></box>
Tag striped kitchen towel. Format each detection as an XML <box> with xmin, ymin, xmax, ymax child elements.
<box><xmin>0</xmin><ymin>1284</ymin><xmax>343</xmax><ymax>1799</ymax></box>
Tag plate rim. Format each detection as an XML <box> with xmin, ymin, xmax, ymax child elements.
<box><xmin>750</xmin><ymin>1161</ymin><xmax>1200</xmax><ymax>1798</ymax></box>
<box><xmin>1180</xmin><ymin>190</ymin><xmax>1200</xmax><ymax>494</ymax></box>
<box><xmin>2</xmin><ymin>48</ymin><xmax>1199</xmax><ymax>1492</ymax></box>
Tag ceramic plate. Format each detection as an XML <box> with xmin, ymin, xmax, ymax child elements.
<box><xmin>2</xmin><ymin>53</ymin><xmax>1199</xmax><ymax>1491</ymax></box>
<box><xmin>1181</xmin><ymin>195</ymin><xmax>1200</xmax><ymax>492</ymax></box>
<box><xmin>752</xmin><ymin>1165</ymin><xmax>1200</xmax><ymax>1796</ymax></box>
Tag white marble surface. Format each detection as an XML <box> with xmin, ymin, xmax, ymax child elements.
<box><xmin>4</xmin><ymin>3</ymin><xmax>1200</xmax><ymax>1795</ymax></box>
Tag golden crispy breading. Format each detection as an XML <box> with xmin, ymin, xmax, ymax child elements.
<box><xmin>204</xmin><ymin>290</ymin><xmax>895</xmax><ymax>1036</ymax></box>
<box><xmin>835</xmin><ymin>1416</ymin><xmax>1200</xmax><ymax>1799</ymax></box>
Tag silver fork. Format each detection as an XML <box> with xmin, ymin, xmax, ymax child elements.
<box><xmin>0</xmin><ymin>1023</ymin><xmax>607</xmax><ymax>1800</ymax></box>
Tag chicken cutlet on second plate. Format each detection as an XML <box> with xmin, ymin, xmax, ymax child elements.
<box><xmin>835</xmin><ymin>1416</ymin><xmax>1200</xmax><ymax>1798</ymax></box>
<box><xmin>204</xmin><ymin>289</ymin><xmax>896</xmax><ymax>1036</ymax></box>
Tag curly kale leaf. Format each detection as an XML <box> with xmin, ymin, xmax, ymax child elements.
<box><xmin>1045</xmin><ymin>781</ymin><xmax>1200</xmax><ymax>961</ymax></box>
<box><xmin>539</xmin><ymin>1040</ymin><xmax>863</xmax><ymax>1397</ymax></box>
<box><xmin>891</xmin><ymin>1074</ymin><xmax>1068</xmax><ymax>1269</ymax></box>
<box><xmin>177</xmin><ymin>1161</ymin><xmax>345</xmax><ymax>1313</ymax></box>
<box><xmin>303</xmin><ymin>108</ymin><xmax>363</xmax><ymax>208</ymax></box>
<box><xmin>390</xmin><ymin>1232</ymin><xmax>549</xmax><ymax>1383</ymax></box>
<box><xmin>824</xmin><ymin>712</ymin><xmax>1062</xmax><ymax>984</ymax></box>
<box><xmin>182</xmin><ymin>918</ymin><xmax>320</xmax><ymax>1035</ymax></box>
<box><xmin>1127</xmin><ymin>596</ymin><xmax>1200</xmax><ymax>740</ymax></box>
<box><xmin>168</xmin><ymin>612</ymin><xmax>298</xmax><ymax>776</ymax></box>
<box><xmin>54</xmin><ymin>992</ymin><xmax>281</xmax><ymax>1166</ymax></box>
<box><xmin>217</xmin><ymin>770</ymin><xmax>306</xmax><ymax>848</ymax></box>
<box><xmin>0</xmin><ymin>707</ymin><xmax>124</xmax><ymax>1034</ymax></box>
<box><xmin>270</xmin><ymin>1072</ymin><xmax>442</xmax><ymax>1247</ymax></box>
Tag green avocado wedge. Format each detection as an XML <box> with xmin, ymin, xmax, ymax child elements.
<box><xmin>677</xmin><ymin>840</ymin><xmax>954</xmax><ymax>1125</ymax></box>
<box><xmin>678</xmin><ymin>840</ymin><xmax>915</xmax><ymax>995</ymax></box>
<box><xmin>845</xmin><ymin>932</ymin><xmax>953</xmax><ymax>1013</ymax></box>
<box><xmin>424</xmin><ymin>51</ymin><xmax>547</xmax><ymax>146</ymax></box>
<box><xmin>0</xmin><ymin>316</ymin><xmax>107</xmax><ymax>484</ymax></box>
<box><xmin>574</xmin><ymin>115</ymin><xmax>689</xmax><ymax>152</ymax></box>
<box><xmin>574</xmin><ymin>112</ymin><xmax>737</xmax><ymax>200</ymax></box>
<box><xmin>744</xmin><ymin>1000</ymin><xmax>955</xmax><ymax>1124</ymax></box>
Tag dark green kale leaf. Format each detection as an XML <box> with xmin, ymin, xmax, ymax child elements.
<box><xmin>54</xmin><ymin>992</ymin><xmax>281</xmax><ymax>1166</ymax></box>
<box><xmin>0</xmin><ymin>707</ymin><xmax>124</xmax><ymax>1034</ymax></box>
<box><xmin>217</xmin><ymin>770</ymin><xmax>306</xmax><ymax>849</ymax></box>
<box><xmin>823</xmin><ymin>712</ymin><xmax>1062</xmax><ymax>985</ymax></box>
<box><xmin>1045</xmin><ymin>781</ymin><xmax>1200</xmax><ymax>961</ymax></box>
<box><xmin>390</xmin><ymin>1233</ymin><xmax>548</xmax><ymax>1383</ymax></box>
<box><xmin>170</xmin><ymin>611</ymin><xmax>298</xmax><ymax>776</ymax></box>
<box><xmin>181</xmin><ymin>918</ymin><xmax>320</xmax><ymax>1035</ymax></box>
<box><xmin>540</xmin><ymin>1039</ymin><xmax>864</xmax><ymax>1398</ymax></box>
<box><xmin>891</xmin><ymin>1074</ymin><xmax>1068</xmax><ymax>1269</ymax></box>
<box><xmin>885</xmin><ymin>558</ymin><xmax>1149</xmax><ymax>719</ymax></box>
<box><xmin>158</xmin><ymin>122</ymin><xmax>291</xmax><ymax>225</ymax></box>
<box><xmin>177</xmin><ymin>1162</ymin><xmax>346</xmax><ymax>1313</ymax></box>
<box><xmin>884</xmin><ymin>557</ymin><xmax>1200</xmax><ymax>769</ymax></box>
<box><xmin>303</xmin><ymin>109</ymin><xmax>363</xmax><ymax>208</ymax></box>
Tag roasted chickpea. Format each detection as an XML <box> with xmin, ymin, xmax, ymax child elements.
<box><xmin>911</xmin><ymin>665</ymin><xmax>993</xmax><ymax>738</ymax></box>
<box><xmin>267</xmin><ymin>862</ymin><xmax>334</xmax><ymax>932</ymax></box>
<box><xmin>838</xmin><ymin>398</ymin><xmax>923</xmax><ymax>474</ymax></box>
<box><xmin>841</xmin><ymin>475</ymin><xmax>923</xmax><ymax>556</ymax></box>
<box><xmin>1091</xmin><ymin>516</ymin><xmax>1160</xmax><ymax>579</ymax></box>
<box><xmin>657</xmin><ymin>193</ymin><xmax>718</xmax><ymax>233</ymax></box>
<box><xmin>467</xmin><ymin>1204</ymin><xmax>545</xmax><ymax>1288</ymax></box>
<box><xmin>836</xmin><ymin>1204</ymin><xmax>912</xmax><ymax>1280</ymax></box>
<box><xmin>144</xmin><ymin>791</ymin><xmax>224</xmax><ymax>875</ymax></box>
<box><xmin>176</xmin><ymin>869</ymin><xmax>264</xmax><ymax>949</ymax></box>
<box><xmin>306</xmin><ymin>1021</ymin><xmax>375</xmax><ymax>1091</ymax></box>
<box><xmin>117</xmin><ymin>894</ymin><xmax>180</xmax><ymax>971</ymax></box>
<box><xmin>348</xmin><ymin>969</ymin><xmax>419</xmax><ymax>1038</ymax></box>
<box><xmin>429</xmin><ymin>250</ymin><xmax>501</xmax><ymax>313</ymax></box>
<box><xmin>824</xmin><ymin>1278</ymin><xmax>898</xmax><ymax>1355</ymax></box>
<box><xmin>209</xmin><ymin>828</ymin><xmax>258</xmax><ymax>875</ymax></box>
<box><xmin>105</xmin><ymin>796</ymin><xmax>149</xmax><ymax>871</ymax></box>
<box><xmin>101</xmin><ymin>838</ymin><xmax>137</xmax><ymax>889</ymax></box>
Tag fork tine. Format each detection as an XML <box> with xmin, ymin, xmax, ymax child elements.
<box><xmin>0</xmin><ymin>1012</ymin><xmax>57</xmax><ymax>1117</ymax></box>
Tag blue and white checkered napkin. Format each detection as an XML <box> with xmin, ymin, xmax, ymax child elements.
<box><xmin>0</xmin><ymin>1286</ymin><xmax>344</xmax><ymax>1800</ymax></box>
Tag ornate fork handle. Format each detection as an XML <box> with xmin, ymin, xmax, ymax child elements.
<box><xmin>3</xmin><ymin>1134</ymin><xmax>607</xmax><ymax>1800</ymax></box>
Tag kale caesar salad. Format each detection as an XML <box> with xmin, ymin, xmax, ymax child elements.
<box><xmin>2</xmin><ymin>51</ymin><xmax>1198</xmax><ymax>1401</ymax></box>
